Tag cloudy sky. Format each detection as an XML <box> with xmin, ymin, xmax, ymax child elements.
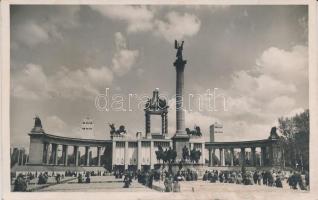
<box><xmin>10</xmin><ymin>5</ymin><xmax>308</xmax><ymax>150</ymax></box>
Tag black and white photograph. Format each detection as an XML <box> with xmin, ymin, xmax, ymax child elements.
<box><xmin>1</xmin><ymin>1</ymin><xmax>317</xmax><ymax>199</ymax></box>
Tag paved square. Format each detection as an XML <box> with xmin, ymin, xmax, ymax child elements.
<box><xmin>37</xmin><ymin>176</ymin><xmax>153</xmax><ymax>192</ymax></box>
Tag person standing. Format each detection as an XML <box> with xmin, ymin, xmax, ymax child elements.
<box><xmin>173</xmin><ymin>180</ymin><xmax>181</xmax><ymax>192</ymax></box>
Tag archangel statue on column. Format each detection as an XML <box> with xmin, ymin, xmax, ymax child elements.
<box><xmin>175</xmin><ymin>40</ymin><xmax>184</xmax><ymax>61</ymax></box>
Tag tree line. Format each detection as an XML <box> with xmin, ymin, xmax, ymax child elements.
<box><xmin>278</xmin><ymin>109</ymin><xmax>309</xmax><ymax>171</ymax></box>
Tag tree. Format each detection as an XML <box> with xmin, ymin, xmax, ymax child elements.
<box><xmin>278</xmin><ymin>109</ymin><xmax>309</xmax><ymax>171</ymax></box>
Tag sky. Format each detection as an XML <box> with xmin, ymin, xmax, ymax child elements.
<box><xmin>10</xmin><ymin>5</ymin><xmax>308</xmax><ymax>151</ymax></box>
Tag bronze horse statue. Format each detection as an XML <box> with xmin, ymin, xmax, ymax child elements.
<box><xmin>186</xmin><ymin>126</ymin><xmax>202</xmax><ymax>137</ymax></box>
<box><xmin>109</xmin><ymin>123</ymin><xmax>127</xmax><ymax>136</ymax></box>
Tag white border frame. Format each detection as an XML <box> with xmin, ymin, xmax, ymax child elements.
<box><xmin>1</xmin><ymin>0</ymin><xmax>317</xmax><ymax>199</ymax></box>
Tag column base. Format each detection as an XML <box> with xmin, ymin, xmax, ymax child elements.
<box><xmin>172</xmin><ymin>134</ymin><xmax>190</xmax><ymax>161</ymax></box>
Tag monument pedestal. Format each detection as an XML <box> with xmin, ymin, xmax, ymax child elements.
<box><xmin>172</xmin><ymin>133</ymin><xmax>190</xmax><ymax>161</ymax></box>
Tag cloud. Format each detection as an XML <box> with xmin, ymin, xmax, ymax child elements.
<box><xmin>111</xmin><ymin>32</ymin><xmax>139</xmax><ymax>76</ymax></box>
<box><xmin>15</xmin><ymin>21</ymin><xmax>50</xmax><ymax>47</ymax></box>
<box><xmin>218</xmin><ymin>45</ymin><xmax>308</xmax><ymax>140</ymax></box>
<box><xmin>51</xmin><ymin>65</ymin><xmax>113</xmax><ymax>99</ymax></box>
<box><xmin>11</xmin><ymin>63</ymin><xmax>50</xmax><ymax>99</ymax></box>
<box><xmin>11</xmin><ymin>64</ymin><xmax>113</xmax><ymax>100</ymax></box>
<box><xmin>298</xmin><ymin>15</ymin><xmax>308</xmax><ymax>40</ymax></box>
<box><xmin>257</xmin><ymin>45</ymin><xmax>308</xmax><ymax>84</ymax></box>
<box><xmin>13</xmin><ymin>6</ymin><xmax>80</xmax><ymax>47</ymax></box>
<box><xmin>266</xmin><ymin>96</ymin><xmax>296</xmax><ymax>113</ymax></box>
<box><xmin>12</xmin><ymin>32</ymin><xmax>141</xmax><ymax>100</ymax></box>
<box><xmin>44</xmin><ymin>115</ymin><xmax>67</xmax><ymax>133</ymax></box>
<box><xmin>90</xmin><ymin>6</ymin><xmax>201</xmax><ymax>43</ymax></box>
<box><xmin>218</xmin><ymin>120</ymin><xmax>273</xmax><ymax>141</ymax></box>
<box><xmin>231</xmin><ymin>71</ymin><xmax>296</xmax><ymax>101</ymax></box>
<box><xmin>154</xmin><ymin>12</ymin><xmax>201</xmax><ymax>43</ymax></box>
<box><xmin>89</xmin><ymin>5</ymin><xmax>154</xmax><ymax>33</ymax></box>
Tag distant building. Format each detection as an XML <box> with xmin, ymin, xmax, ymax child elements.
<box><xmin>210</xmin><ymin>122</ymin><xmax>223</xmax><ymax>142</ymax></box>
<box><xmin>81</xmin><ymin>117</ymin><xmax>94</xmax><ymax>139</ymax></box>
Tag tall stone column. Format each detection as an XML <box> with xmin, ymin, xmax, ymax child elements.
<box><xmin>21</xmin><ymin>151</ymin><xmax>24</xmax><ymax>166</ymax></box>
<box><xmin>172</xmin><ymin>42</ymin><xmax>189</xmax><ymax>161</ymax></box>
<box><xmin>42</xmin><ymin>142</ymin><xmax>49</xmax><ymax>164</ymax></box>
<box><xmin>112</xmin><ymin>141</ymin><xmax>116</xmax><ymax>170</ymax></box>
<box><xmin>137</xmin><ymin>140</ymin><xmax>142</xmax><ymax>170</ymax></box>
<box><xmin>46</xmin><ymin>143</ymin><xmax>51</xmax><ymax>164</ymax></box>
<box><xmin>53</xmin><ymin>144</ymin><xmax>58</xmax><ymax>165</ymax></box>
<box><xmin>124</xmin><ymin>141</ymin><xmax>129</xmax><ymax>170</ymax></box>
<box><xmin>230</xmin><ymin>148</ymin><xmax>234</xmax><ymax>166</ymax></box>
<box><xmin>251</xmin><ymin>147</ymin><xmax>256</xmax><ymax>166</ymax></box>
<box><xmin>201</xmin><ymin>143</ymin><xmax>205</xmax><ymax>164</ymax></box>
<box><xmin>240</xmin><ymin>147</ymin><xmax>245</xmax><ymax>166</ymax></box>
<box><xmin>150</xmin><ymin>141</ymin><xmax>155</xmax><ymax>169</ymax></box>
<box><xmin>85</xmin><ymin>146</ymin><xmax>90</xmax><ymax>166</ymax></box>
<box><xmin>62</xmin><ymin>145</ymin><xmax>68</xmax><ymax>166</ymax></box>
<box><xmin>17</xmin><ymin>150</ymin><xmax>21</xmax><ymax>166</ymax></box>
<box><xmin>42</xmin><ymin>143</ymin><xmax>46</xmax><ymax>164</ymax></box>
<box><xmin>161</xmin><ymin>113</ymin><xmax>165</xmax><ymax>135</ymax></box>
<box><xmin>175</xmin><ymin>59</ymin><xmax>186</xmax><ymax>135</ymax></box>
<box><xmin>211</xmin><ymin>149</ymin><xmax>215</xmax><ymax>166</ymax></box>
<box><xmin>261</xmin><ymin>147</ymin><xmax>266</xmax><ymax>166</ymax></box>
<box><xmin>208</xmin><ymin>149</ymin><xmax>212</xmax><ymax>166</ymax></box>
<box><xmin>164</xmin><ymin>113</ymin><xmax>168</xmax><ymax>134</ymax></box>
<box><xmin>219</xmin><ymin>148</ymin><xmax>225</xmax><ymax>166</ymax></box>
<box><xmin>268</xmin><ymin>145</ymin><xmax>274</xmax><ymax>166</ymax></box>
<box><xmin>145</xmin><ymin>113</ymin><xmax>150</xmax><ymax>136</ymax></box>
<box><xmin>74</xmin><ymin>146</ymin><xmax>79</xmax><ymax>166</ymax></box>
<box><xmin>97</xmin><ymin>147</ymin><xmax>101</xmax><ymax>166</ymax></box>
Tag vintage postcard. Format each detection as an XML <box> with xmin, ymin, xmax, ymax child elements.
<box><xmin>1</xmin><ymin>0</ymin><xmax>317</xmax><ymax>199</ymax></box>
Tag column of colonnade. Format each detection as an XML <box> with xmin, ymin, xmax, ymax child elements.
<box><xmin>160</xmin><ymin>112</ymin><xmax>168</xmax><ymax>135</ymax></box>
<box><xmin>208</xmin><ymin>146</ymin><xmax>269</xmax><ymax>167</ymax></box>
<box><xmin>41</xmin><ymin>142</ymin><xmax>104</xmax><ymax>167</ymax></box>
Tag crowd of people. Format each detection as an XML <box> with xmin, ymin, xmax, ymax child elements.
<box><xmin>119</xmin><ymin>169</ymin><xmax>155</xmax><ymax>188</ymax></box>
<box><xmin>201</xmin><ymin>169</ymin><xmax>309</xmax><ymax>190</ymax></box>
<box><xmin>287</xmin><ymin>171</ymin><xmax>309</xmax><ymax>190</ymax></box>
<box><xmin>11</xmin><ymin>169</ymin><xmax>112</xmax><ymax>191</ymax></box>
<box><xmin>12</xmin><ymin>168</ymin><xmax>309</xmax><ymax>192</ymax></box>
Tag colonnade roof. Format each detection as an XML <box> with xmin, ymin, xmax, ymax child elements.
<box><xmin>205</xmin><ymin>139</ymin><xmax>278</xmax><ymax>149</ymax></box>
<box><xmin>30</xmin><ymin>131</ymin><xmax>277</xmax><ymax>148</ymax></box>
<box><xmin>29</xmin><ymin>132</ymin><xmax>112</xmax><ymax>146</ymax></box>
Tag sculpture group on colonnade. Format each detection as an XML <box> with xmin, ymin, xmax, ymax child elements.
<box><xmin>186</xmin><ymin>126</ymin><xmax>202</xmax><ymax>137</ymax></box>
<box><xmin>109</xmin><ymin>123</ymin><xmax>127</xmax><ymax>137</ymax></box>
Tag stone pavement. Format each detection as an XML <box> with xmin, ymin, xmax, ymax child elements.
<box><xmin>152</xmin><ymin>180</ymin><xmax>309</xmax><ymax>193</ymax></box>
<box><xmin>38</xmin><ymin>176</ymin><xmax>153</xmax><ymax>192</ymax></box>
<box><xmin>11</xmin><ymin>177</ymin><xmax>76</xmax><ymax>192</ymax></box>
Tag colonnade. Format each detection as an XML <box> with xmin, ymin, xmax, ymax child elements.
<box><xmin>208</xmin><ymin>146</ymin><xmax>269</xmax><ymax>167</ymax></box>
<box><xmin>112</xmin><ymin>140</ymin><xmax>174</xmax><ymax>170</ymax></box>
<box><xmin>42</xmin><ymin>142</ymin><xmax>103</xmax><ymax>166</ymax></box>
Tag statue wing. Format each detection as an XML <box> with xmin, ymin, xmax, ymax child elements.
<box><xmin>175</xmin><ymin>40</ymin><xmax>178</xmax><ymax>49</ymax></box>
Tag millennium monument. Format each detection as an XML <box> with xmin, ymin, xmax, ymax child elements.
<box><xmin>12</xmin><ymin>41</ymin><xmax>283</xmax><ymax>176</ymax></box>
<box><xmin>172</xmin><ymin>40</ymin><xmax>191</xmax><ymax>161</ymax></box>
